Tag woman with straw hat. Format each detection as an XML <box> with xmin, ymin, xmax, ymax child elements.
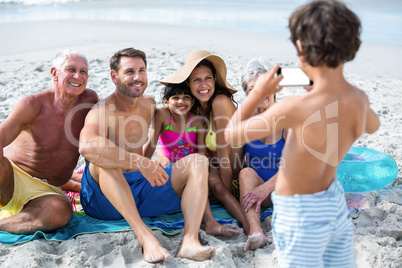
<box><xmin>161</xmin><ymin>50</ymin><xmax>250</xmax><ymax>235</ymax></box>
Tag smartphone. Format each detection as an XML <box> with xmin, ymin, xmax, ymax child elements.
<box><xmin>277</xmin><ymin>67</ymin><xmax>313</xmax><ymax>87</ymax></box>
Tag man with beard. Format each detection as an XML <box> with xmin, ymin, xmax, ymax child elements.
<box><xmin>0</xmin><ymin>50</ymin><xmax>99</xmax><ymax>234</ymax></box>
<box><xmin>79</xmin><ymin>48</ymin><xmax>215</xmax><ymax>263</ymax></box>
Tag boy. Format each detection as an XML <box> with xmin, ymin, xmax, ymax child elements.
<box><xmin>225</xmin><ymin>0</ymin><xmax>380</xmax><ymax>267</ymax></box>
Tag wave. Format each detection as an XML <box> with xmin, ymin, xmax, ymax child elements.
<box><xmin>0</xmin><ymin>0</ymin><xmax>400</xmax><ymax>46</ymax></box>
<box><xmin>0</xmin><ymin>0</ymin><xmax>82</xmax><ymax>5</ymax></box>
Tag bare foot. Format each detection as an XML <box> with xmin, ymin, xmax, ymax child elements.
<box><xmin>142</xmin><ymin>238</ymin><xmax>172</xmax><ymax>263</ymax></box>
<box><xmin>204</xmin><ymin>221</ymin><xmax>240</xmax><ymax>237</ymax></box>
<box><xmin>245</xmin><ymin>233</ymin><xmax>267</xmax><ymax>251</ymax></box>
<box><xmin>177</xmin><ymin>240</ymin><xmax>216</xmax><ymax>261</ymax></box>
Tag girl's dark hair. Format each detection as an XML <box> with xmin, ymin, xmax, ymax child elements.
<box><xmin>289</xmin><ymin>0</ymin><xmax>361</xmax><ymax>68</ymax></box>
<box><xmin>162</xmin><ymin>82</ymin><xmax>193</xmax><ymax>101</ymax></box>
<box><xmin>189</xmin><ymin>59</ymin><xmax>237</xmax><ymax>116</ymax></box>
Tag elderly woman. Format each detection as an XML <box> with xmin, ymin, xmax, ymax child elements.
<box><xmin>238</xmin><ymin>59</ymin><xmax>287</xmax><ymax>250</ymax></box>
<box><xmin>161</xmin><ymin>50</ymin><xmax>249</xmax><ymax>236</ymax></box>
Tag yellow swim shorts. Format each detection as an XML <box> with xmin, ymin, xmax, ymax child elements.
<box><xmin>0</xmin><ymin>160</ymin><xmax>68</xmax><ymax>219</ymax></box>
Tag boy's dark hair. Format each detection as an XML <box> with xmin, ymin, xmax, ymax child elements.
<box><xmin>163</xmin><ymin>82</ymin><xmax>193</xmax><ymax>101</ymax></box>
<box><xmin>110</xmin><ymin>48</ymin><xmax>147</xmax><ymax>72</ymax></box>
<box><xmin>289</xmin><ymin>0</ymin><xmax>361</xmax><ymax>68</ymax></box>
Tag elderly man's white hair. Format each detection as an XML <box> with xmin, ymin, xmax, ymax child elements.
<box><xmin>52</xmin><ymin>49</ymin><xmax>89</xmax><ymax>70</ymax></box>
<box><xmin>241</xmin><ymin>59</ymin><xmax>273</xmax><ymax>92</ymax></box>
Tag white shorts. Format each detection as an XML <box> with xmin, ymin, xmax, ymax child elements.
<box><xmin>271</xmin><ymin>179</ymin><xmax>355</xmax><ymax>268</ymax></box>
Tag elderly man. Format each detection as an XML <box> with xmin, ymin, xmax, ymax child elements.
<box><xmin>0</xmin><ymin>50</ymin><xmax>99</xmax><ymax>234</ymax></box>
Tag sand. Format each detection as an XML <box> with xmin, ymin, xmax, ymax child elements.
<box><xmin>0</xmin><ymin>19</ymin><xmax>401</xmax><ymax>267</ymax></box>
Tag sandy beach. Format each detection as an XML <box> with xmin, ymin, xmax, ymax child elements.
<box><xmin>0</xmin><ymin>1</ymin><xmax>401</xmax><ymax>267</ymax></box>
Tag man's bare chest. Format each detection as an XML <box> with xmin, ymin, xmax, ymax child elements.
<box><xmin>107</xmin><ymin>117</ymin><xmax>150</xmax><ymax>149</ymax></box>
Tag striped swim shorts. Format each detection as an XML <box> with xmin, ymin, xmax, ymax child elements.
<box><xmin>271</xmin><ymin>179</ymin><xmax>355</xmax><ymax>268</ymax></box>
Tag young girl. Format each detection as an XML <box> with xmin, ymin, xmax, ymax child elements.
<box><xmin>143</xmin><ymin>82</ymin><xmax>206</xmax><ymax>167</ymax></box>
<box><xmin>144</xmin><ymin>83</ymin><xmax>239</xmax><ymax>237</ymax></box>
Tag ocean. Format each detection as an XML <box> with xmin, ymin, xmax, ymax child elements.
<box><xmin>0</xmin><ymin>0</ymin><xmax>401</xmax><ymax>46</ymax></box>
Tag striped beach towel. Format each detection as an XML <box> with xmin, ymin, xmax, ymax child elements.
<box><xmin>0</xmin><ymin>202</ymin><xmax>273</xmax><ymax>245</ymax></box>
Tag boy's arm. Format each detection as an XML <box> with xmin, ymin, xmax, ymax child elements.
<box><xmin>225</xmin><ymin>66</ymin><xmax>283</xmax><ymax>146</ymax></box>
<box><xmin>143</xmin><ymin>108</ymin><xmax>164</xmax><ymax>159</ymax></box>
<box><xmin>364</xmin><ymin>96</ymin><xmax>380</xmax><ymax>134</ymax></box>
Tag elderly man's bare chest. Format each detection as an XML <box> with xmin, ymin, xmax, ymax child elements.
<box><xmin>29</xmin><ymin>113</ymin><xmax>81</xmax><ymax>150</ymax></box>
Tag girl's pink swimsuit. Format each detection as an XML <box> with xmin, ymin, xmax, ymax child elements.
<box><xmin>158</xmin><ymin>113</ymin><xmax>198</xmax><ymax>162</ymax></box>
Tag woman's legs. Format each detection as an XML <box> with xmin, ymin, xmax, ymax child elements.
<box><xmin>239</xmin><ymin>167</ymin><xmax>269</xmax><ymax>250</ymax></box>
<box><xmin>209</xmin><ymin>166</ymin><xmax>250</xmax><ymax>235</ymax></box>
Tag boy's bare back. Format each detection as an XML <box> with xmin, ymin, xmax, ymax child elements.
<box><xmin>273</xmin><ymin>70</ymin><xmax>380</xmax><ymax>195</ymax></box>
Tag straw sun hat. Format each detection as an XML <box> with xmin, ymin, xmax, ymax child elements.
<box><xmin>160</xmin><ymin>50</ymin><xmax>237</xmax><ymax>94</ymax></box>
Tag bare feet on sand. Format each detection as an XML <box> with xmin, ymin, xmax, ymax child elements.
<box><xmin>245</xmin><ymin>233</ymin><xmax>267</xmax><ymax>250</ymax></box>
<box><xmin>204</xmin><ymin>221</ymin><xmax>240</xmax><ymax>237</ymax></box>
<box><xmin>142</xmin><ymin>238</ymin><xmax>172</xmax><ymax>263</ymax></box>
<box><xmin>177</xmin><ymin>239</ymin><xmax>216</xmax><ymax>261</ymax></box>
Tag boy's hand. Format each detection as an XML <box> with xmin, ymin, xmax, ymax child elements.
<box><xmin>252</xmin><ymin>65</ymin><xmax>283</xmax><ymax>98</ymax></box>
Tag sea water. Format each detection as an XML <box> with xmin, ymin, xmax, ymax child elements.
<box><xmin>0</xmin><ymin>0</ymin><xmax>401</xmax><ymax>46</ymax></box>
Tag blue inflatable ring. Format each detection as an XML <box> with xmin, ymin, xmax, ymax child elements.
<box><xmin>337</xmin><ymin>147</ymin><xmax>398</xmax><ymax>193</ymax></box>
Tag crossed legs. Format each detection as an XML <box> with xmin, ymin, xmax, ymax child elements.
<box><xmin>0</xmin><ymin>157</ymin><xmax>72</xmax><ymax>235</ymax></box>
<box><xmin>208</xmin><ymin>166</ymin><xmax>251</xmax><ymax>235</ymax></box>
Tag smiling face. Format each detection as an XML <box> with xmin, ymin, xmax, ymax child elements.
<box><xmin>112</xmin><ymin>56</ymin><xmax>147</xmax><ymax>98</ymax></box>
<box><xmin>188</xmin><ymin>65</ymin><xmax>215</xmax><ymax>106</ymax></box>
<box><xmin>164</xmin><ymin>94</ymin><xmax>194</xmax><ymax>116</ymax></box>
<box><xmin>52</xmin><ymin>54</ymin><xmax>88</xmax><ymax>96</ymax></box>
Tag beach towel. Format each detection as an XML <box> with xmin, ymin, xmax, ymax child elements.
<box><xmin>0</xmin><ymin>202</ymin><xmax>273</xmax><ymax>245</ymax></box>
